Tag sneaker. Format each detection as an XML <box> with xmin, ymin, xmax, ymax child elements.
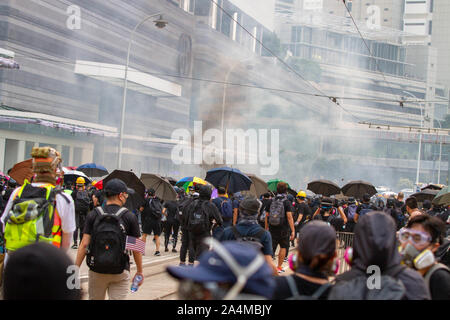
<box><xmin>71</xmin><ymin>244</ymin><xmax>78</xmax><ymax>249</ymax></box>
<box><xmin>154</xmin><ymin>251</ymin><xmax>161</xmax><ymax>256</ymax></box>
<box><xmin>277</xmin><ymin>267</ymin><xmax>285</xmax><ymax>274</ymax></box>
<box><xmin>172</xmin><ymin>248</ymin><xmax>177</xmax><ymax>253</ymax></box>
<box><xmin>165</xmin><ymin>247</ymin><xmax>169</xmax><ymax>252</ymax></box>
<box><xmin>179</xmin><ymin>262</ymin><xmax>186</xmax><ymax>266</ymax></box>
<box><xmin>283</xmin><ymin>257</ymin><xmax>288</xmax><ymax>263</ymax></box>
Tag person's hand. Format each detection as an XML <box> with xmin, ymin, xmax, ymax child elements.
<box><xmin>294</xmin><ymin>221</ymin><xmax>299</xmax><ymax>227</ymax></box>
<box><xmin>290</xmin><ymin>231</ymin><xmax>295</xmax><ymax>241</ymax></box>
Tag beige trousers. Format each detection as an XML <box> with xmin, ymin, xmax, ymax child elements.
<box><xmin>88</xmin><ymin>269</ymin><xmax>130</xmax><ymax>300</ymax></box>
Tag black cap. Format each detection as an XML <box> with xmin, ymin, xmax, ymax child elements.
<box><xmin>198</xmin><ymin>185</ymin><xmax>212</xmax><ymax>200</ymax></box>
<box><xmin>104</xmin><ymin>178</ymin><xmax>133</xmax><ymax>195</ymax></box>
<box><xmin>363</xmin><ymin>193</ymin><xmax>371</xmax><ymax>202</ymax></box>
<box><xmin>239</xmin><ymin>196</ymin><xmax>261</xmax><ymax>215</ymax></box>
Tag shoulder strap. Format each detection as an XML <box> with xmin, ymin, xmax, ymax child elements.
<box><xmin>424</xmin><ymin>263</ymin><xmax>450</xmax><ymax>290</ymax></box>
<box><xmin>285</xmin><ymin>275</ymin><xmax>301</xmax><ymax>299</ymax></box>
<box><xmin>231</xmin><ymin>226</ymin><xmax>242</xmax><ymax>239</ymax></box>
<box><xmin>311</xmin><ymin>282</ymin><xmax>332</xmax><ymax>299</ymax></box>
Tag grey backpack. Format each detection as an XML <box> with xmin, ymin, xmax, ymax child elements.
<box><xmin>268</xmin><ymin>195</ymin><xmax>287</xmax><ymax>226</ymax></box>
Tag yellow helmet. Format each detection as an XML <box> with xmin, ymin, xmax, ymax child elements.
<box><xmin>297</xmin><ymin>191</ymin><xmax>307</xmax><ymax>198</ymax></box>
<box><xmin>76</xmin><ymin>177</ymin><xmax>86</xmax><ymax>185</ymax></box>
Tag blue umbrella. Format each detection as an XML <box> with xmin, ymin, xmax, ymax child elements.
<box><xmin>77</xmin><ymin>163</ymin><xmax>108</xmax><ymax>177</ymax></box>
<box><xmin>205</xmin><ymin>167</ymin><xmax>252</xmax><ymax>193</ymax></box>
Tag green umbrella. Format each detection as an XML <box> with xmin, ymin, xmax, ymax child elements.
<box><xmin>432</xmin><ymin>185</ymin><xmax>450</xmax><ymax>206</ymax></box>
<box><xmin>267</xmin><ymin>179</ymin><xmax>290</xmax><ymax>192</ymax></box>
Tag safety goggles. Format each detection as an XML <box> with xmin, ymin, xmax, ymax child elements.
<box><xmin>398</xmin><ymin>228</ymin><xmax>431</xmax><ymax>246</ymax></box>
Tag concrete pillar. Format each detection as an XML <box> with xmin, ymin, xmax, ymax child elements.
<box><xmin>69</xmin><ymin>146</ymin><xmax>74</xmax><ymax>167</ymax></box>
<box><xmin>0</xmin><ymin>138</ymin><xmax>5</xmax><ymax>173</ymax></box>
<box><xmin>17</xmin><ymin>140</ymin><xmax>26</xmax><ymax>163</ymax></box>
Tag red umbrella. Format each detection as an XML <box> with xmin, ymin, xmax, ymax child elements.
<box><xmin>9</xmin><ymin>159</ymin><xmax>34</xmax><ymax>185</ymax></box>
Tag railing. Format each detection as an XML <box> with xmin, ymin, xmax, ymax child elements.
<box><xmin>336</xmin><ymin>232</ymin><xmax>354</xmax><ymax>275</ymax></box>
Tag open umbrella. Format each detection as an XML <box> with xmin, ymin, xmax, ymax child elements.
<box><xmin>140</xmin><ymin>173</ymin><xmax>177</xmax><ymax>201</ymax></box>
<box><xmin>341</xmin><ymin>180</ymin><xmax>377</xmax><ymax>199</ymax></box>
<box><xmin>287</xmin><ymin>187</ymin><xmax>297</xmax><ymax>198</ymax></box>
<box><xmin>163</xmin><ymin>177</ymin><xmax>177</xmax><ymax>186</ymax></box>
<box><xmin>77</xmin><ymin>163</ymin><xmax>108</xmax><ymax>177</ymax></box>
<box><xmin>8</xmin><ymin>159</ymin><xmax>34</xmax><ymax>185</ymax></box>
<box><xmin>267</xmin><ymin>179</ymin><xmax>290</xmax><ymax>193</ymax></box>
<box><xmin>103</xmin><ymin>170</ymin><xmax>146</xmax><ymax>210</ymax></box>
<box><xmin>175</xmin><ymin>176</ymin><xmax>207</xmax><ymax>192</ymax></box>
<box><xmin>410</xmin><ymin>189</ymin><xmax>439</xmax><ymax>203</ymax></box>
<box><xmin>63</xmin><ymin>168</ymin><xmax>91</xmax><ymax>185</ymax></box>
<box><xmin>432</xmin><ymin>185</ymin><xmax>450</xmax><ymax>206</ymax></box>
<box><xmin>205</xmin><ymin>167</ymin><xmax>252</xmax><ymax>194</ymax></box>
<box><xmin>307</xmin><ymin>179</ymin><xmax>341</xmax><ymax>197</ymax></box>
<box><xmin>245</xmin><ymin>173</ymin><xmax>269</xmax><ymax>197</ymax></box>
<box><xmin>421</xmin><ymin>184</ymin><xmax>444</xmax><ymax>191</ymax></box>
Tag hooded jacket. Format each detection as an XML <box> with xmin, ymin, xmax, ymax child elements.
<box><xmin>336</xmin><ymin>211</ymin><xmax>430</xmax><ymax>300</ymax></box>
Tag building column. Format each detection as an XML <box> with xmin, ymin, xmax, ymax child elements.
<box><xmin>0</xmin><ymin>138</ymin><xmax>5</xmax><ymax>173</ymax></box>
<box><xmin>69</xmin><ymin>146</ymin><xmax>74</xmax><ymax>167</ymax></box>
<box><xmin>17</xmin><ymin>140</ymin><xmax>26</xmax><ymax>163</ymax></box>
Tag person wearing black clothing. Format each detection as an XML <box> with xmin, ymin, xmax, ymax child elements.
<box><xmin>178</xmin><ymin>186</ymin><xmax>200</xmax><ymax>266</ymax></box>
<box><xmin>185</xmin><ymin>185</ymin><xmax>223</xmax><ymax>262</ymax></box>
<box><xmin>264</xmin><ymin>182</ymin><xmax>295</xmax><ymax>274</ymax></box>
<box><xmin>272</xmin><ymin>221</ymin><xmax>336</xmax><ymax>300</ymax></box>
<box><xmin>354</xmin><ymin>193</ymin><xmax>377</xmax><ymax>223</ymax></box>
<box><xmin>75</xmin><ymin>178</ymin><xmax>143</xmax><ymax>300</ymax></box>
<box><xmin>334</xmin><ymin>211</ymin><xmax>430</xmax><ymax>300</ymax></box>
<box><xmin>163</xmin><ymin>199</ymin><xmax>180</xmax><ymax>253</ymax></box>
<box><xmin>71</xmin><ymin>181</ymin><xmax>91</xmax><ymax>249</ymax></box>
<box><xmin>400</xmin><ymin>215</ymin><xmax>450</xmax><ymax>300</ymax></box>
<box><xmin>257</xmin><ymin>193</ymin><xmax>271</xmax><ymax>229</ymax></box>
<box><xmin>140</xmin><ymin>188</ymin><xmax>163</xmax><ymax>256</ymax></box>
<box><xmin>294</xmin><ymin>192</ymin><xmax>312</xmax><ymax>241</ymax></box>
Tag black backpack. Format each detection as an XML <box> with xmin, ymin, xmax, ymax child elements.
<box><xmin>328</xmin><ymin>266</ymin><xmax>406</xmax><ymax>300</ymax></box>
<box><xmin>86</xmin><ymin>207</ymin><xmax>128</xmax><ymax>274</ymax></box>
<box><xmin>268</xmin><ymin>195</ymin><xmax>287</xmax><ymax>226</ymax></box>
<box><xmin>187</xmin><ymin>200</ymin><xmax>210</xmax><ymax>235</ymax></box>
<box><xmin>147</xmin><ymin>198</ymin><xmax>162</xmax><ymax>220</ymax></box>
<box><xmin>231</xmin><ymin>226</ymin><xmax>266</xmax><ymax>251</ymax></box>
<box><xmin>75</xmin><ymin>190</ymin><xmax>91</xmax><ymax>213</ymax></box>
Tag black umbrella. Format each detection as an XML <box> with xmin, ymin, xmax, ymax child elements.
<box><xmin>103</xmin><ymin>170</ymin><xmax>146</xmax><ymax>210</ymax></box>
<box><xmin>287</xmin><ymin>187</ymin><xmax>297</xmax><ymax>198</ymax></box>
<box><xmin>77</xmin><ymin>163</ymin><xmax>108</xmax><ymax>177</ymax></box>
<box><xmin>341</xmin><ymin>180</ymin><xmax>377</xmax><ymax>199</ymax></box>
<box><xmin>307</xmin><ymin>179</ymin><xmax>341</xmax><ymax>197</ymax></box>
<box><xmin>421</xmin><ymin>184</ymin><xmax>444</xmax><ymax>191</ymax></box>
<box><xmin>410</xmin><ymin>189</ymin><xmax>439</xmax><ymax>203</ymax></box>
<box><xmin>205</xmin><ymin>167</ymin><xmax>252</xmax><ymax>193</ymax></box>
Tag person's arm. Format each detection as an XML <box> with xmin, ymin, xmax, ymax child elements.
<box><xmin>312</xmin><ymin>207</ymin><xmax>320</xmax><ymax>218</ymax></box>
<box><xmin>354</xmin><ymin>213</ymin><xmax>359</xmax><ymax>223</ymax></box>
<box><xmin>61</xmin><ymin>232</ymin><xmax>73</xmax><ymax>251</ymax></box>
<box><xmin>232</xmin><ymin>208</ymin><xmax>238</xmax><ymax>226</ymax></box>
<box><xmin>338</xmin><ymin>206</ymin><xmax>348</xmax><ymax>224</ymax></box>
<box><xmin>265</xmin><ymin>211</ymin><xmax>269</xmax><ymax>230</ymax></box>
<box><xmin>75</xmin><ymin>233</ymin><xmax>90</xmax><ymax>267</ymax></box>
<box><xmin>162</xmin><ymin>207</ymin><xmax>167</xmax><ymax>218</ymax></box>
<box><xmin>286</xmin><ymin>211</ymin><xmax>295</xmax><ymax>240</ymax></box>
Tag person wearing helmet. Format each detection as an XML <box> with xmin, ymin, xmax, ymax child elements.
<box><xmin>294</xmin><ymin>191</ymin><xmax>312</xmax><ymax>246</ymax></box>
<box><xmin>71</xmin><ymin>176</ymin><xmax>91</xmax><ymax>249</ymax></box>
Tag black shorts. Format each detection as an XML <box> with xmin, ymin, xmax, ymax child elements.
<box><xmin>270</xmin><ymin>227</ymin><xmax>290</xmax><ymax>250</ymax></box>
<box><xmin>142</xmin><ymin>219</ymin><xmax>162</xmax><ymax>236</ymax></box>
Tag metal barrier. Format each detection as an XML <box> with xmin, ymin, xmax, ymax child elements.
<box><xmin>336</xmin><ymin>232</ymin><xmax>354</xmax><ymax>275</ymax></box>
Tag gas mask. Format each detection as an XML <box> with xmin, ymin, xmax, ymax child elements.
<box><xmin>400</xmin><ymin>243</ymin><xmax>436</xmax><ymax>270</ymax></box>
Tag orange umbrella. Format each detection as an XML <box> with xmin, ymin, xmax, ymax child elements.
<box><xmin>9</xmin><ymin>159</ymin><xmax>34</xmax><ymax>185</ymax></box>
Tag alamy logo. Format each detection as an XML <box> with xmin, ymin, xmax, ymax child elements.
<box><xmin>367</xmin><ymin>5</ymin><xmax>381</xmax><ymax>30</ymax></box>
<box><xmin>66</xmin><ymin>5</ymin><xmax>81</xmax><ymax>30</ymax></box>
<box><xmin>366</xmin><ymin>265</ymin><xmax>381</xmax><ymax>290</ymax></box>
<box><xmin>66</xmin><ymin>265</ymin><xmax>81</xmax><ymax>290</ymax></box>
<box><xmin>171</xmin><ymin>121</ymin><xmax>279</xmax><ymax>175</ymax></box>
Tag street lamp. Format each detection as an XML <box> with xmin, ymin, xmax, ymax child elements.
<box><xmin>402</xmin><ymin>90</ymin><xmax>425</xmax><ymax>189</ymax></box>
<box><xmin>117</xmin><ymin>13</ymin><xmax>167</xmax><ymax>169</ymax></box>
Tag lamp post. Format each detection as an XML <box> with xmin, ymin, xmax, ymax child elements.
<box><xmin>117</xmin><ymin>13</ymin><xmax>167</xmax><ymax>169</ymax></box>
<box><xmin>435</xmin><ymin>118</ymin><xmax>443</xmax><ymax>185</ymax></box>
<box><xmin>402</xmin><ymin>90</ymin><xmax>424</xmax><ymax>190</ymax></box>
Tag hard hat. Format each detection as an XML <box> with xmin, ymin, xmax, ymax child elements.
<box><xmin>297</xmin><ymin>191</ymin><xmax>307</xmax><ymax>198</ymax></box>
<box><xmin>76</xmin><ymin>177</ymin><xmax>85</xmax><ymax>185</ymax></box>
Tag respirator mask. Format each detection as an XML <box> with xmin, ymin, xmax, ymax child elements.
<box><xmin>398</xmin><ymin>228</ymin><xmax>435</xmax><ymax>270</ymax></box>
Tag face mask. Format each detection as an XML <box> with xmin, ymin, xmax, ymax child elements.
<box><xmin>400</xmin><ymin>243</ymin><xmax>435</xmax><ymax>270</ymax></box>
